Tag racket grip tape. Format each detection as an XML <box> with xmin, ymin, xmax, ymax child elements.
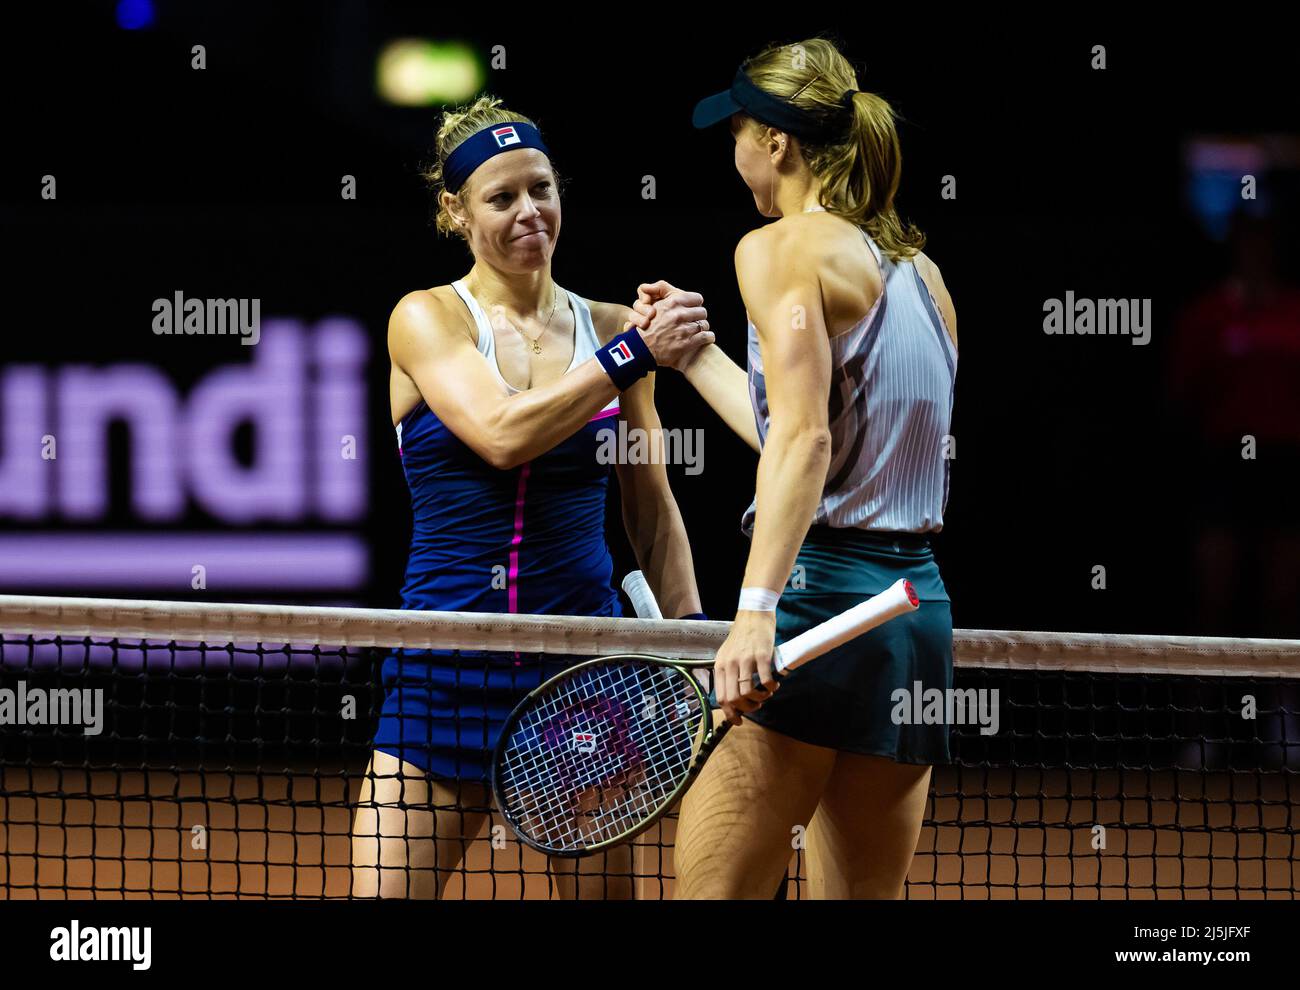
<box><xmin>772</xmin><ymin>578</ymin><xmax>919</xmax><ymax>674</ymax></box>
<box><xmin>705</xmin><ymin>578</ymin><xmax>918</xmax><ymax>706</ymax></box>
<box><xmin>621</xmin><ymin>570</ymin><xmax>663</xmax><ymax>620</ymax></box>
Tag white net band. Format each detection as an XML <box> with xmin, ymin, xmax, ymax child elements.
<box><xmin>1</xmin><ymin>594</ymin><xmax>1298</xmax><ymax>677</ymax></box>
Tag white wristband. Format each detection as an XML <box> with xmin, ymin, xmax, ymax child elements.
<box><xmin>738</xmin><ymin>587</ymin><xmax>781</xmax><ymax>612</ymax></box>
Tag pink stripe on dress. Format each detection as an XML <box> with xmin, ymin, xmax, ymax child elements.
<box><xmin>508</xmin><ymin>462</ymin><xmax>531</xmax><ymax>665</ymax></box>
<box><xmin>507</xmin><ymin>462</ymin><xmax>531</xmax><ymax>613</ymax></box>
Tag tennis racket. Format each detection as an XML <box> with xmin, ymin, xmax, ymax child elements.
<box><xmin>490</xmin><ymin>572</ymin><xmax>920</xmax><ymax>856</ymax></box>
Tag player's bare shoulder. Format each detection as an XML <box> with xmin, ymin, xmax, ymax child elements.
<box><xmin>391</xmin><ymin>284</ymin><xmax>466</xmax><ymax>330</ymax></box>
<box><xmin>739</xmin><ymin>212</ymin><xmax>854</xmax><ymax>277</ymax></box>
<box><xmin>734</xmin><ymin>220</ymin><xmax>806</xmax><ymax>294</ymax></box>
<box><xmin>388</xmin><ymin>285</ymin><xmax>476</xmax><ymax>357</ymax></box>
<box><xmin>737</xmin><ymin>216</ymin><xmax>799</xmax><ymax>259</ymax></box>
<box><xmin>776</xmin><ymin>209</ymin><xmax>854</xmax><ymax>248</ymax></box>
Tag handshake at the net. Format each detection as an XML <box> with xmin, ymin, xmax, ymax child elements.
<box><xmin>623</xmin><ymin>280</ymin><xmax>713</xmax><ymax>372</ymax></box>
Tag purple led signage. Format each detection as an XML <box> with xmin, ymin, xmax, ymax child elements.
<box><xmin>0</xmin><ymin>318</ymin><xmax>372</xmax><ymax>593</ymax></box>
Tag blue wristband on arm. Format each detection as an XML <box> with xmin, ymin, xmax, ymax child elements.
<box><xmin>678</xmin><ymin>612</ymin><xmax>708</xmax><ymax>621</ymax></box>
<box><xmin>595</xmin><ymin>329</ymin><xmax>655</xmax><ymax>391</ymax></box>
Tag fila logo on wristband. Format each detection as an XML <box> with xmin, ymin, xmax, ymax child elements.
<box><xmin>595</xmin><ymin>328</ymin><xmax>653</xmax><ymax>390</ymax></box>
<box><xmin>608</xmin><ymin>340</ymin><xmax>635</xmax><ymax>366</ymax></box>
<box><xmin>492</xmin><ymin>125</ymin><xmax>521</xmax><ymax>147</ymax></box>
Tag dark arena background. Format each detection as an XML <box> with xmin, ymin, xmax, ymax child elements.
<box><xmin>0</xmin><ymin>3</ymin><xmax>1296</xmax><ymax>973</ymax></box>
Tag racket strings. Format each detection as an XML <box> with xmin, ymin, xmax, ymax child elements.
<box><xmin>503</xmin><ymin>666</ymin><xmax>687</xmax><ymax>846</ymax></box>
<box><xmin>498</xmin><ymin>661</ymin><xmax>705</xmax><ymax>851</ymax></box>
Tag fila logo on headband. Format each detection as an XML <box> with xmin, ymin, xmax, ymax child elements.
<box><xmin>492</xmin><ymin>125</ymin><xmax>521</xmax><ymax>147</ymax></box>
<box><xmin>608</xmin><ymin>340</ymin><xmax>634</xmax><ymax>366</ymax></box>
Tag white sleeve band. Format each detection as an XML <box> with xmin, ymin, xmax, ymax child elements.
<box><xmin>738</xmin><ymin>587</ymin><xmax>781</xmax><ymax>612</ymax></box>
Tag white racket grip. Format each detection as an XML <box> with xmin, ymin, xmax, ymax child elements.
<box><xmin>772</xmin><ymin>578</ymin><xmax>919</xmax><ymax>674</ymax></box>
<box><xmin>621</xmin><ymin>570</ymin><xmax>664</xmax><ymax>620</ymax></box>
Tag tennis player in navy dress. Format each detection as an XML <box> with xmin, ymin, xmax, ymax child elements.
<box><xmin>350</xmin><ymin>97</ymin><xmax>714</xmax><ymax>899</ymax></box>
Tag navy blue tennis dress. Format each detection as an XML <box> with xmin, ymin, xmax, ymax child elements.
<box><xmin>741</xmin><ymin>227</ymin><xmax>959</xmax><ymax>764</ymax></box>
<box><xmin>372</xmin><ymin>280</ymin><xmax>622</xmax><ymax>781</ymax></box>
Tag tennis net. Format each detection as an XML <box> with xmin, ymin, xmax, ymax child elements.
<box><xmin>0</xmin><ymin>595</ymin><xmax>1296</xmax><ymax>899</ymax></box>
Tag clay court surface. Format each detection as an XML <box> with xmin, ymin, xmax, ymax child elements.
<box><xmin>2</xmin><ymin>765</ymin><xmax>1293</xmax><ymax>899</ymax></box>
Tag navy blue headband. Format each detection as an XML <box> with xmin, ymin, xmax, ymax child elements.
<box><xmin>693</xmin><ymin>67</ymin><xmax>856</xmax><ymax>142</ymax></box>
<box><xmin>443</xmin><ymin>121</ymin><xmax>550</xmax><ymax>194</ymax></box>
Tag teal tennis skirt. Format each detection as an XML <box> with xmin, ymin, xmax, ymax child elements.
<box><xmin>744</xmin><ymin>525</ymin><xmax>953</xmax><ymax>765</ymax></box>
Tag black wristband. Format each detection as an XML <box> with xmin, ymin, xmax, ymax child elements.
<box><xmin>595</xmin><ymin>329</ymin><xmax>656</xmax><ymax>391</ymax></box>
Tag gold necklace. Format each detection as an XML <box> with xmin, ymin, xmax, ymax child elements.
<box><xmin>468</xmin><ymin>276</ymin><xmax>559</xmax><ymax>355</ymax></box>
<box><xmin>514</xmin><ymin>289</ymin><xmax>558</xmax><ymax>355</ymax></box>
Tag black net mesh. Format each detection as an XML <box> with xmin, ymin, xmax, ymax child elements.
<box><xmin>0</xmin><ymin>624</ymin><xmax>1296</xmax><ymax>899</ymax></box>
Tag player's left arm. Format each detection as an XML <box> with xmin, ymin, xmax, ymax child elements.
<box><xmin>736</xmin><ymin>226</ymin><xmax>832</xmax><ymax>600</ymax></box>
<box><xmin>709</xmin><ymin>225</ymin><xmax>833</xmax><ymax>722</ymax></box>
<box><xmin>589</xmin><ymin>300</ymin><xmax>703</xmax><ymax>619</ymax></box>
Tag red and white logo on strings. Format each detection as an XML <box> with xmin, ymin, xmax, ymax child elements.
<box><xmin>492</xmin><ymin>125</ymin><xmax>521</xmax><ymax>147</ymax></box>
<box><xmin>571</xmin><ymin>731</ymin><xmax>597</xmax><ymax>753</ymax></box>
<box><xmin>608</xmin><ymin>341</ymin><xmax>634</xmax><ymax>366</ymax></box>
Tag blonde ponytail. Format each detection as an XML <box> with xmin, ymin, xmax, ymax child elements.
<box><xmin>742</xmin><ymin>39</ymin><xmax>925</xmax><ymax>262</ymax></box>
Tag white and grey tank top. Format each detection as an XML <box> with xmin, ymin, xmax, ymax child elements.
<box><xmin>742</xmin><ymin>229</ymin><xmax>957</xmax><ymax>536</ymax></box>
